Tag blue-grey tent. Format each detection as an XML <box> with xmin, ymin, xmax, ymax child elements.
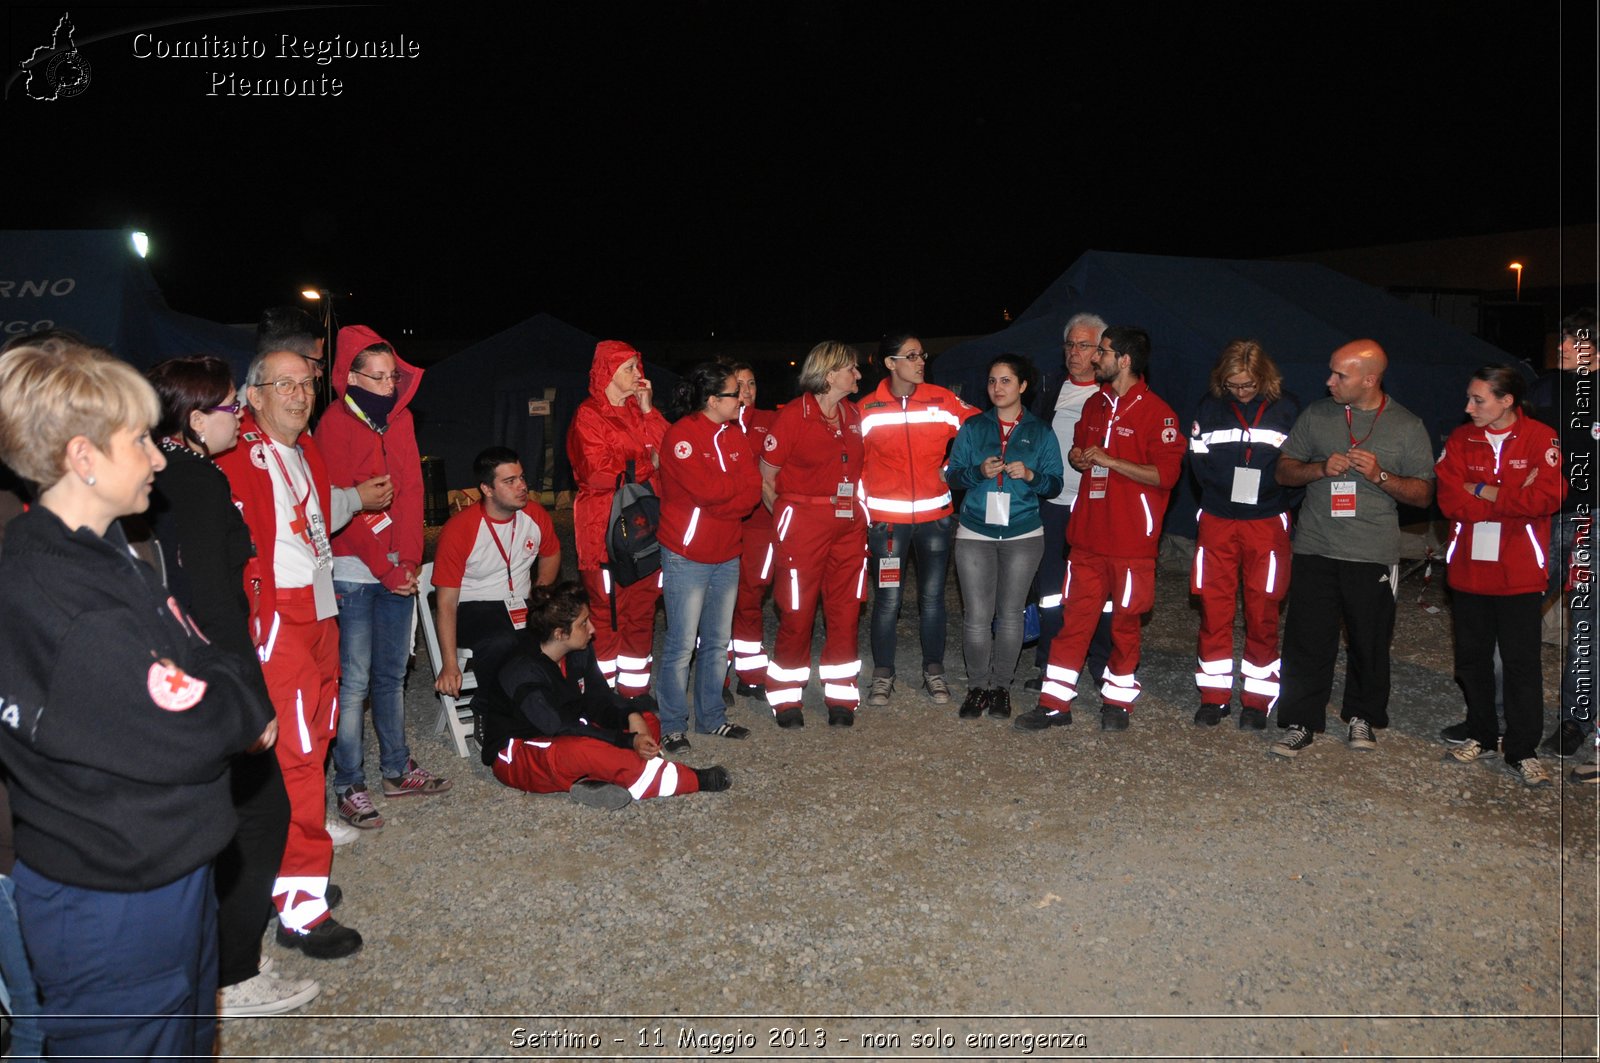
<box><xmin>411</xmin><ymin>313</ymin><xmax>679</xmax><ymax>492</ymax></box>
<box><xmin>0</xmin><ymin>229</ymin><xmax>255</xmax><ymax>372</ymax></box>
<box><xmin>932</xmin><ymin>250</ymin><xmax>1517</xmax><ymax>537</ymax></box>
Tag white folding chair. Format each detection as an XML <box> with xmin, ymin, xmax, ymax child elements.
<box><xmin>415</xmin><ymin>561</ymin><xmax>478</xmax><ymax>758</ymax></box>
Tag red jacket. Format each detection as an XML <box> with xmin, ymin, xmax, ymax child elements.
<box><xmin>313</xmin><ymin>324</ymin><xmax>424</xmax><ymax>590</ymax></box>
<box><xmin>1068</xmin><ymin>379</ymin><xmax>1187</xmax><ymax>558</ymax></box>
<box><xmin>763</xmin><ymin>393</ymin><xmax>865</xmax><ymax>518</ymax></box>
<box><xmin>566</xmin><ymin>341</ymin><xmax>669</xmax><ymax>571</ymax></box>
<box><xmin>214</xmin><ymin>409</ymin><xmax>333</xmax><ymax>649</ymax></box>
<box><xmin>658</xmin><ymin>411</ymin><xmax>762</xmax><ymax>563</ymax></box>
<box><xmin>1436</xmin><ymin>414</ymin><xmax>1565</xmax><ymax>596</ymax></box>
<box><xmin>737</xmin><ymin>405</ymin><xmax>777</xmax><ymax>531</ymax></box>
<box><xmin>858</xmin><ymin>379</ymin><xmax>977</xmax><ymax>522</ymax></box>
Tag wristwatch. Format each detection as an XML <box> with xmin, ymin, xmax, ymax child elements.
<box><xmin>1378</xmin><ymin>470</ymin><xmax>1389</xmax><ymax>484</ymax></box>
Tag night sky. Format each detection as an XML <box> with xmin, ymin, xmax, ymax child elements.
<box><xmin>2</xmin><ymin>2</ymin><xmax>1592</xmax><ymax>344</ymax></box>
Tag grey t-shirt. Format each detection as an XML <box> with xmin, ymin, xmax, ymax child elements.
<box><xmin>1284</xmin><ymin>395</ymin><xmax>1435</xmax><ymax>565</ymax></box>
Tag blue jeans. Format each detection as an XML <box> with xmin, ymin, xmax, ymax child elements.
<box><xmin>868</xmin><ymin>516</ymin><xmax>953</xmax><ymax>676</ymax></box>
<box><xmin>333</xmin><ymin>580</ymin><xmax>414</xmax><ymax>788</ymax></box>
<box><xmin>0</xmin><ymin>874</ymin><xmax>43</xmax><ymax>1061</ymax></box>
<box><xmin>658</xmin><ymin>547</ymin><xmax>740</xmax><ymax>735</ymax></box>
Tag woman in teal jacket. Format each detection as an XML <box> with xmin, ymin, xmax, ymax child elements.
<box><xmin>948</xmin><ymin>354</ymin><xmax>1063</xmax><ymax>720</ymax></box>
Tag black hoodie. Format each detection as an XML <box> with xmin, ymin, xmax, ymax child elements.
<box><xmin>0</xmin><ymin>507</ymin><xmax>272</xmax><ymax>890</ymax></box>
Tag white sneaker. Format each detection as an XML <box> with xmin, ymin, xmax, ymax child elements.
<box><xmin>219</xmin><ymin>969</ymin><xmax>321</xmax><ymax>1016</ymax></box>
<box><xmin>326</xmin><ymin>817</ymin><xmax>360</xmax><ymax>847</ymax></box>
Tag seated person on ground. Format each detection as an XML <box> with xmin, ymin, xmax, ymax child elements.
<box><xmin>473</xmin><ymin>582</ymin><xmax>731</xmax><ymax>809</ymax></box>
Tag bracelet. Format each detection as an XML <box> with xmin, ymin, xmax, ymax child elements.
<box><xmin>1473</xmin><ymin>483</ymin><xmax>1485</xmax><ymax>497</ymax></box>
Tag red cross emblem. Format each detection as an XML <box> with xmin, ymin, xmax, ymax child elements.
<box><xmin>147</xmin><ymin>660</ymin><xmax>207</xmax><ymax>712</ymax></box>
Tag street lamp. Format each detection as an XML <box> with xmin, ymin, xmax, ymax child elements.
<box><xmin>1508</xmin><ymin>261</ymin><xmax>1523</xmax><ymax>301</ymax></box>
<box><xmin>130</xmin><ymin>231</ymin><xmax>149</xmax><ymax>258</ymax></box>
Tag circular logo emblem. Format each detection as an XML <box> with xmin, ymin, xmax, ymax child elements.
<box><xmin>763</xmin><ymin>433</ymin><xmax>778</xmax><ymax>452</ymax></box>
<box><xmin>250</xmin><ymin>442</ymin><xmax>268</xmax><ymax>469</ymax></box>
<box><xmin>147</xmin><ymin>660</ymin><xmax>207</xmax><ymax>712</ymax></box>
<box><xmin>1546</xmin><ymin>446</ymin><xmax>1561</xmax><ymax>467</ymax></box>
<box><xmin>1161</xmin><ymin>426</ymin><xmax>1178</xmax><ymax>444</ymax></box>
<box><xmin>46</xmin><ymin>50</ymin><xmax>92</xmax><ymax>99</ymax></box>
<box><xmin>673</xmin><ymin>440</ymin><xmax>693</xmax><ymax>460</ymax></box>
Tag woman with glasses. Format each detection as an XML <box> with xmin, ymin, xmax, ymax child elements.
<box><xmin>654</xmin><ymin>362</ymin><xmax>763</xmax><ymax>751</ymax></box>
<box><xmin>0</xmin><ymin>341</ymin><xmax>274</xmax><ymax>1057</ymax></box>
<box><xmin>947</xmin><ymin>354</ymin><xmax>1062</xmax><ymax>720</ymax></box>
<box><xmin>858</xmin><ymin>333</ymin><xmax>978</xmax><ymax>708</ymax></box>
<box><xmin>145</xmin><ymin>356</ymin><xmax>315</xmax><ymax>1017</ymax></box>
<box><xmin>1438</xmin><ymin>365</ymin><xmax>1565</xmax><ymax>788</ymax></box>
<box><xmin>1187</xmin><ymin>340</ymin><xmax>1299</xmax><ymax>729</ymax></box>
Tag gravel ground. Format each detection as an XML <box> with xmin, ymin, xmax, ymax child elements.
<box><xmin>218</xmin><ymin>523</ymin><xmax>1599</xmax><ymax>1062</ymax></box>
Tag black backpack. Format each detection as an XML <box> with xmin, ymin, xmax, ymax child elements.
<box><xmin>604</xmin><ymin>460</ymin><xmax>661</xmax><ymax>589</ymax></box>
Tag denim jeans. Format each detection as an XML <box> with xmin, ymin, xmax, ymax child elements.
<box><xmin>658</xmin><ymin>547</ymin><xmax>740</xmax><ymax>735</ymax></box>
<box><xmin>333</xmin><ymin>580</ymin><xmax>414</xmax><ymax>788</ymax></box>
<box><xmin>868</xmin><ymin>516</ymin><xmax>953</xmax><ymax>676</ymax></box>
<box><xmin>0</xmin><ymin>874</ymin><xmax>42</xmax><ymax>1061</ymax></box>
<box><xmin>955</xmin><ymin>533</ymin><xmax>1045</xmax><ymax>689</ymax></box>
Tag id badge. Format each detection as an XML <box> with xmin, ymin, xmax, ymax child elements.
<box><xmin>362</xmin><ymin>511</ymin><xmax>393</xmax><ymax>534</ymax></box>
<box><xmin>835</xmin><ymin>481</ymin><xmax>855</xmax><ymax>520</ymax></box>
<box><xmin>1330</xmin><ymin>480</ymin><xmax>1357</xmax><ymax>517</ymax></box>
<box><xmin>1470</xmin><ymin>521</ymin><xmax>1502</xmax><ymax>562</ymax></box>
<box><xmin>1088</xmin><ymin>465</ymin><xmax>1109</xmax><ymax>500</ymax></box>
<box><xmin>505</xmin><ymin>595</ymin><xmax>529</xmax><ymax>630</ymax></box>
<box><xmin>877</xmin><ymin>556</ymin><xmax>902</xmax><ymax>588</ymax></box>
<box><xmin>312</xmin><ymin>567</ymin><xmax>338</xmax><ymax>620</ymax></box>
<box><xmin>309</xmin><ymin>513</ymin><xmax>334</xmax><ymax>569</ymax></box>
<box><xmin>985</xmin><ymin>490</ymin><xmax>1012</xmax><ymax>526</ymax></box>
<box><xmin>1230</xmin><ymin>466</ymin><xmax>1261</xmax><ymax>506</ymax></box>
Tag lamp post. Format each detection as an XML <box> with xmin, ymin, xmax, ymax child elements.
<box><xmin>1508</xmin><ymin>261</ymin><xmax>1523</xmax><ymax>302</ymax></box>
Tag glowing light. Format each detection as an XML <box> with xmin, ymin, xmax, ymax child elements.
<box><xmin>301</xmin><ymin>288</ymin><xmax>323</xmax><ymax>301</ymax></box>
<box><xmin>130</xmin><ymin>231</ymin><xmax>149</xmax><ymax>258</ymax></box>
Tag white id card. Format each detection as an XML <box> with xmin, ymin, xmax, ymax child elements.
<box><xmin>1330</xmin><ymin>480</ymin><xmax>1357</xmax><ymax>517</ymax></box>
<box><xmin>1470</xmin><ymin>521</ymin><xmax>1502</xmax><ymax>562</ymax></box>
<box><xmin>313</xmin><ymin>567</ymin><xmax>338</xmax><ymax>620</ymax></box>
<box><xmin>1230</xmin><ymin>466</ymin><xmax>1261</xmax><ymax>505</ymax></box>
<box><xmin>985</xmin><ymin>490</ymin><xmax>1012</xmax><ymax>526</ymax></box>
<box><xmin>505</xmin><ymin>595</ymin><xmax>528</xmax><ymax>630</ymax></box>
<box><xmin>877</xmin><ymin>556</ymin><xmax>901</xmax><ymax>588</ymax></box>
<box><xmin>1088</xmin><ymin>465</ymin><xmax>1109</xmax><ymax>500</ymax></box>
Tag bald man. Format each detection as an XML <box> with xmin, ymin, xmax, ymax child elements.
<box><xmin>1268</xmin><ymin>340</ymin><xmax>1435</xmax><ymax>758</ymax></box>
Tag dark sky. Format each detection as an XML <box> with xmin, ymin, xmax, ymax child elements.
<box><xmin>2</xmin><ymin>2</ymin><xmax>1592</xmax><ymax>344</ymax></box>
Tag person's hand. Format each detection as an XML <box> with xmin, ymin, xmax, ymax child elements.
<box><xmin>1002</xmin><ymin>460</ymin><xmax>1032</xmax><ymax>481</ymax></box>
<box><xmin>1079</xmin><ymin>445</ymin><xmax>1112</xmax><ymax>469</ymax></box>
<box><xmin>435</xmin><ymin>662</ymin><xmax>462</xmax><ymax>697</ymax></box>
<box><xmin>1346</xmin><ymin>448</ymin><xmax>1382</xmax><ymax>484</ymax></box>
<box><xmin>632</xmin><ymin>732</ymin><xmax>661</xmax><ymax>759</ymax></box>
<box><xmin>247</xmin><ymin>718</ymin><xmax>279</xmax><ymax>754</ymax></box>
<box><xmin>1323</xmin><ymin>451</ymin><xmax>1352</xmax><ymax>477</ymax></box>
<box><xmin>636</xmin><ymin>377</ymin><xmax>654</xmax><ymax>414</ymax></box>
<box><xmin>980</xmin><ymin>456</ymin><xmax>1005</xmax><ymax>478</ymax></box>
<box><xmin>1067</xmin><ymin>447</ymin><xmax>1090</xmax><ymax>472</ymax></box>
<box><xmin>357</xmin><ymin>475</ymin><xmax>394</xmax><ymax>510</ymax></box>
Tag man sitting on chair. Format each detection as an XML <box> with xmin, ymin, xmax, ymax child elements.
<box><xmin>474</xmin><ymin>582</ymin><xmax>732</xmax><ymax>808</ymax></box>
<box><xmin>431</xmin><ymin>447</ymin><xmax>561</xmax><ymax>695</ymax></box>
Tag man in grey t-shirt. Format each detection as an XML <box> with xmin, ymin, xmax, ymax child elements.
<box><xmin>1268</xmin><ymin>339</ymin><xmax>1436</xmax><ymax>757</ymax></box>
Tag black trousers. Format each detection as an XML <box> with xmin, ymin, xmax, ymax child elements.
<box><xmin>1453</xmin><ymin>589</ymin><xmax>1543</xmax><ymax>763</ymax></box>
<box><xmin>1277</xmin><ymin>553</ymin><xmax>1398</xmax><ymax>732</ymax></box>
<box><xmin>214</xmin><ymin>749</ymin><xmax>290</xmax><ymax>988</ymax></box>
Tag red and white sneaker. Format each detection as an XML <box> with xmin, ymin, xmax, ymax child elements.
<box><xmin>381</xmin><ymin>759</ymin><xmax>452</xmax><ymax>798</ymax></box>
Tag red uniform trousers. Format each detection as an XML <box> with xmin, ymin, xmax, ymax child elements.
<box><xmin>489</xmin><ymin>712</ymin><xmax>700</xmax><ymax>798</ymax></box>
<box><xmin>259</xmin><ymin>587</ymin><xmax>340</xmax><ymax>934</ymax></box>
<box><xmin>765</xmin><ymin>500</ymin><xmax>867</xmax><ymax>713</ymax></box>
<box><xmin>1192</xmin><ymin>512</ymin><xmax>1291</xmax><ymax>712</ymax></box>
<box><xmin>1038</xmin><ymin>549</ymin><xmax>1154</xmax><ymax>713</ymax></box>
<box><xmin>729</xmin><ymin>515</ymin><xmax>775</xmax><ymax>687</ymax></box>
<box><xmin>580</xmin><ymin>567</ymin><xmax>660</xmax><ymax>696</ymax></box>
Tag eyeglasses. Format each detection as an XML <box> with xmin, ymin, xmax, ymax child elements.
<box><xmin>1063</xmin><ymin>341</ymin><xmax>1098</xmax><ymax>353</ymax></box>
<box><xmin>1223</xmin><ymin>380</ymin><xmax>1259</xmax><ymax>393</ymax></box>
<box><xmin>352</xmin><ymin>371</ymin><xmax>403</xmax><ymax>385</ymax></box>
<box><xmin>206</xmin><ymin>402</ymin><xmax>242</xmax><ymax>415</ymax></box>
<box><xmin>892</xmin><ymin>351</ymin><xmax>929</xmax><ymax>363</ymax></box>
<box><xmin>255</xmin><ymin>377</ymin><xmax>316</xmax><ymax>396</ymax></box>
<box><xmin>1094</xmin><ymin>346</ymin><xmax>1119</xmax><ymax>357</ymax></box>
<box><xmin>712</xmin><ymin>391</ymin><xmax>741</xmax><ymax>400</ymax></box>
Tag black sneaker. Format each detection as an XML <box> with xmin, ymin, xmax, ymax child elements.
<box><xmin>774</xmin><ymin>708</ymin><xmax>804</xmax><ymax>729</ymax></box>
<box><xmin>958</xmin><ymin>688</ymin><xmax>990</xmax><ymax>719</ymax></box>
<box><xmin>662</xmin><ymin>732</ymin><xmax>692</xmax><ymax>753</ymax></box>
<box><xmin>1100</xmin><ymin>707</ymin><xmax>1130</xmax><ymax>731</ymax></box>
<box><xmin>705</xmin><ymin>723</ymin><xmax>750</xmax><ymax>740</ymax></box>
<box><xmin>828</xmin><ymin>707</ymin><xmax>855</xmax><ymax>727</ymax></box>
<box><xmin>696</xmin><ymin>765</ymin><xmax>732</xmax><ymax>792</ymax></box>
<box><xmin>1194</xmin><ymin>703</ymin><xmax>1223</xmax><ymax>727</ymax></box>
<box><xmin>986</xmin><ymin>689</ymin><xmax>1012</xmax><ymax>720</ymax></box>
<box><xmin>1013</xmin><ymin>705</ymin><xmax>1072</xmax><ymax>731</ymax></box>
<box><xmin>1439</xmin><ymin>720</ymin><xmax>1472</xmax><ymax>745</ymax></box>
<box><xmin>276</xmin><ymin>918</ymin><xmax>363</xmax><ymax>960</ymax></box>
<box><xmin>736</xmin><ymin>681</ymin><xmax>767</xmax><ymax>699</ymax></box>
<box><xmin>324</xmin><ymin>884</ymin><xmax>342</xmax><ymax>911</ymax></box>
<box><xmin>1023</xmin><ymin>675</ymin><xmax>1043</xmax><ymax>692</ymax></box>
<box><xmin>1269</xmin><ymin>725</ymin><xmax>1314</xmax><ymax>758</ymax></box>
<box><xmin>1238</xmin><ymin>708</ymin><xmax>1267</xmax><ymax>731</ymax></box>
<box><xmin>1347</xmin><ymin>717</ymin><xmax>1377</xmax><ymax>751</ymax></box>
<box><xmin>568</xmin><ymin>780</ymin><xmax>632</xmax><ymax>810</ymax></box>
<box><xmin>1541</xmin><ymin>721</ymin><xmax>1586</xmax><ymax>759</ymax></box>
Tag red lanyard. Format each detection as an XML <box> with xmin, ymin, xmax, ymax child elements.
<box><xmin>265</xmin><ymin>441</ymin><xmax>314</xmax><ymax>546</ymax></box>
<box><xmin>997</xmin><ymin>415</ymin><xmax>1019</xmax><ymax>487</ymax></box>
<box><xmin>482</xmin><ymin>509</ymin><xmax>517</xmax><ymax>594</ymax></box>
<box><xmin>1344</xmin><ymin>394</ymin><xmax>1387</xmax><ymax>449</ymax></box>
<box><xmin>1102</xmin><ymin>389</ymin><xmax>1143</xmax><ymax>448</ymax></box>
<box><xmin>1230</xmin><ymin>401</ymin><xmax>1268</xmax><ymax>463</ymax></box>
